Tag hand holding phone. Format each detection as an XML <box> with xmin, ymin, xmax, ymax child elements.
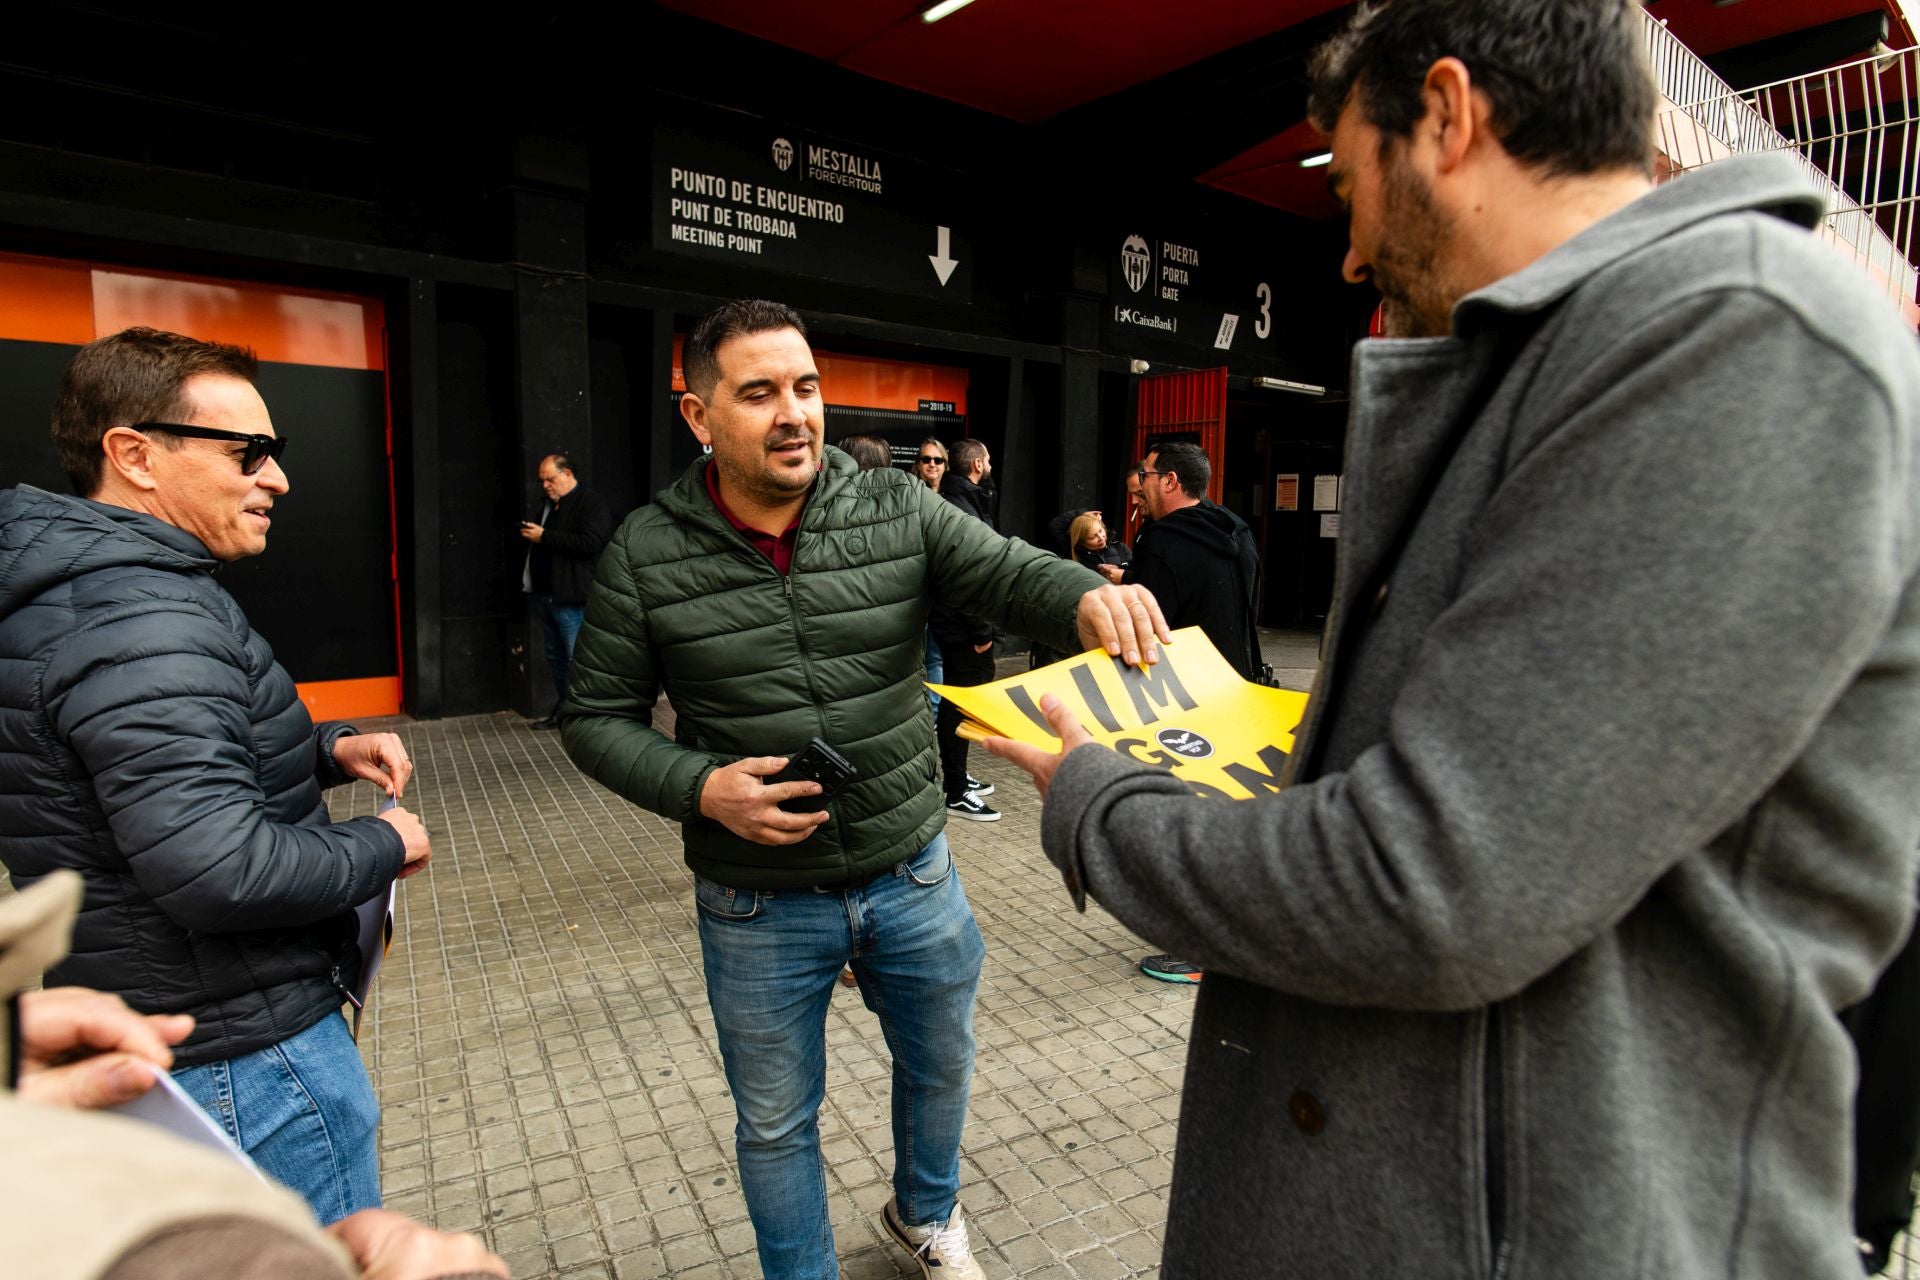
<box><xmin>766</xmin><ymin>738</ymin><xmax>858</xmax><ymax>814</ymax></box>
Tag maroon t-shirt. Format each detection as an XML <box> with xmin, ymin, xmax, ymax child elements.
<box><xmin>704</xmin><ymin>463</ymin><xmax>802</xmax><ymax>574</ymax></box>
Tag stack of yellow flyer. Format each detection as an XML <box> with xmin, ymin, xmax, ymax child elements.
<box><xmin>928</xmin><ymin>627</ymin><xmax>1311</xmax><ymax>800</ymax></box>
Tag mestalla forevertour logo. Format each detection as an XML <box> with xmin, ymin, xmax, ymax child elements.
<box><xmin>805</xmin><ymin>144</ymin><xmax>883</xmax><ymax>194</ymax></box>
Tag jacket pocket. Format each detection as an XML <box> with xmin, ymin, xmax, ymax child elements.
<box><xmin>903</xmin><ymin>834</ymin><xmax>954</xmax><ymax>888</ymax></box>
<box><xmin>694</xmin><ymin>875</ymin><xmax>764</xmax><ymax>922</ymax></box>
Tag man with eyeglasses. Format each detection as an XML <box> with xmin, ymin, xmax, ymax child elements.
<box><xmin>0</xmin><ymin>326</ymin><xmax>432</xmax><ymax>1223</ymax></box>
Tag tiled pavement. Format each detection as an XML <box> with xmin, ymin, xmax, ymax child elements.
<box><xmin>327</xmin><ymin>630</ymin><xmax>1327</xmax><ymax>1280</ymax></box>
<box><xmin>25</xmin><ymin>618</ymin><xmax>1912</xmax><ymax>1279</ymax></box>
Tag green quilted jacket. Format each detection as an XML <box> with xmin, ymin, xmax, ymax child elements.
<box><xmin>561</xmin><ymin>447</ymin><xmax>1102</xmax><ymax>889</ymax></box>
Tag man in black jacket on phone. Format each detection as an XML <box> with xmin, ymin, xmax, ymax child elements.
<box><xmin>520</xmin><ymin>452</ymin><xmax>615</xmax><ymax>728</ymax></box>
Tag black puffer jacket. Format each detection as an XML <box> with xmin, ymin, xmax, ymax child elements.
<box><xmin>1124</xmin><ymin>499</ymin><xmax>1263</xmax><ymax>679</ymax></box>
<box><xmin>0</xmin><ymin>485</ymin><xmax>405</xmax><ymax>1066</ymax></box>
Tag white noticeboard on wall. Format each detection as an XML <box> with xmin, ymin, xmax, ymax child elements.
<box><xmin>1312</xmin><ymin>474</ymin><xmax>1341</xmax><ymax>512</ymax></box>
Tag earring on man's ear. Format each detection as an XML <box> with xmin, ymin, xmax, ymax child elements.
<box><xmin>703</xmin><ymin>444</ymin><xmax>713</xmax><ymax>455</ymax></box>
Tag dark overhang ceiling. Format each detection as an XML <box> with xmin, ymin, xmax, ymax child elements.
<box><xmin>661</xmin><ymin>0</ymin><xmax>1920</xmax><ymax>220</ymax></box>
<box><xmin>655</xmin><ymin>0</ymin><xmax>1351</xmax><ymax>124</ymax></box>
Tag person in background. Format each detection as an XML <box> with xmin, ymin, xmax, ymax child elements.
<box><xmin>914</xmin><ymin>437</ymin><xmax>947</xmax><ymax>492</ymax></box>
<box><xmin>915</xmin><ymin>437</ymin><xmax>949</xmax><ymax>707</ymax></box>
<box><xmin>1125</xmin><ymin>443</ymin><xmax>1263</xmax><ymax>680</ymax></box>
<box><xmin>932</xmin><ymin>438</ymin><xmax>1001</xmax><ymax>821</ymax></box>
<box><xmin>1124</xmin><ymin>463</ymin><xmax>1152</xmax><ymax>543</ymax></box>
<box><xmin>837</xmin><ymin>434</ymin><xmax>892</xmax><ymax>471</ymax></box>
<box><xmin>1070</xmin><ymin>511</ymin><xmax>1129</xmax><ymax>584</ymax></box>
<box><xmin>518</xmin><ymin>452</ymin><xmax>615</xmax><ymax>729</ymax></box>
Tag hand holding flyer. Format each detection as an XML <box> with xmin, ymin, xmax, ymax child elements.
<box><xmin>930</xmin><ymin>627</ymin><xmax>1309</xmax><ymax>801</ymax></box>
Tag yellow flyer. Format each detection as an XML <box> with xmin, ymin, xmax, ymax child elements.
<box><xmin>929</xmin><ymin>627</ymin><xmax>1310</xmax><ymax>801</ymax></box>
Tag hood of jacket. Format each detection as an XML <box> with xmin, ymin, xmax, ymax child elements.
<box><xmin>1141</xmin><ymin>499</ymin><xmax>1250</xmax><ymax>562</ymax></box>
<box><xmin>939</xmin><ymin>471</ymin><xmax>996</xmax><ymax>526</ymax></box>
<box><xmin>0</xmin><ymin>485</ymin><xmax>216</xmax><ymax>617</ymax></box>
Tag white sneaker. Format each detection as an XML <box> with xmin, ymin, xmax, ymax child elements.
<box><xmin>946</xmin><ymin>793</ymin><xmax>1001</xmax><ymax>822</ymax></box>
<box><xmin>883</xmin><ymin>1196</ymin><xmax>985</xmax><ymax>1280</ymax></box>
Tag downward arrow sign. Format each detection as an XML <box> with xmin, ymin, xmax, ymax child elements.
<box><xmin>928</xmin><ymin>226</ymin><xmax>959</xmax><ymax>286</ymax></box>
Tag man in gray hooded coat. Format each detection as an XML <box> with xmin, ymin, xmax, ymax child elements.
<box><xmin>992</xmin><ymin>2</ymin><xmax>1920</xmax><ymax>1277</ymax></box>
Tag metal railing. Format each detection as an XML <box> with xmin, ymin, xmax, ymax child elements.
<box><xmin>1644</xmin><ymin>14</ymin><xmax>1920</xmax><ymax>318</ymax></box>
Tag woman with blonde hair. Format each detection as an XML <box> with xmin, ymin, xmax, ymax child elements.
<box><xmin>1070</xmin><ymin>510</ymin><xmax>1130</xmax><ymax>584</ymax></box>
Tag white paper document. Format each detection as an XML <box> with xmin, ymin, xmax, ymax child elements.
<box><xmin>106</xmin><ymin>1064</ymin><xmax>266</xmax><ymax>1181</ymax></box>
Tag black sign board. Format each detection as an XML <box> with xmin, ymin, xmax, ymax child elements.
<box><xmin>653</xmin><ymin>109</ymin><xmax>973</xmax><ymax>303</ymax></box>
<box><xmin>1103</xmin><ymin>229</ymin><xmax>1280</xmax><ymax>361</ymax></box>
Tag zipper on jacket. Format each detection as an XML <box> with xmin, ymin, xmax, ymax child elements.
<box><xmin>330</xmin><ymin>964</ymin><xmax>364</xmax><ymax>1011</ymax></box>
<box><xmin>774</xmin><ymin>489</ymin><xmax>858</xmax><ymax>880</ymax></box>
<box><xmin>1485</xmin><ymin>1005</ymin><xmax>1509</xmax><ymax>1279</ymax></box>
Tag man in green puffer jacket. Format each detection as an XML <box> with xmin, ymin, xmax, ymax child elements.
<box><xmin>561</xmin><ymin>299</ymin><xmax>1168</xmax><ymax>1280</ymax></box>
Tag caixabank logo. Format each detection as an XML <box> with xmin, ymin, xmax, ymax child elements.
<box><xmin>1121</xmin><ymin>235</ymin><xmax>1151</xmax><ymax>293</ymax></box>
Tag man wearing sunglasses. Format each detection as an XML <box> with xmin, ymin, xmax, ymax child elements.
<box><xmin>0</xmin><ymin>326</ymin><xmax>432</xmax><ymax>1224</ymax></box>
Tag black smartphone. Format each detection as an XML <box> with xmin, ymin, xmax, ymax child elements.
<box><xmin>767</xmin><ymin>737</ymin><xmax>858</xmax><ymax>814</ymax></box>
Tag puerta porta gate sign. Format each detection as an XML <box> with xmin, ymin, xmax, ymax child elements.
<box><xmin>1106</xmin><ymin>228</ymin><xmax>1281</xmax><ymax>360</ymax></box>
<box><xmin>653</xmin><ymin>110</ymin><xmax>972</xmax><ymax>303</ymax></box>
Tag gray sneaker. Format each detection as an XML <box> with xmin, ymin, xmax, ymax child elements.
<box><xmin>883</xmin><ymin>1196</ymin><xmax>985</xmax><ymax>1280</ymax></box>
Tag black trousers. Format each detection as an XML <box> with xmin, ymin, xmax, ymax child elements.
<box><xmin>1843</xmin><ymin>876</ymin><xmax>1920</xmax><ymax>1273</ymax></box>
<box><xmin>933</xmin><ymin>638</ymin><xmax>996</xmax><ymax>802</ymax></box>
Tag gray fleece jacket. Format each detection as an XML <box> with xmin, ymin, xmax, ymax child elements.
<box><xmin>1042</xmin><ymin>153</ymin><xmax>1920</xmax><ymax>1278</ymax></box>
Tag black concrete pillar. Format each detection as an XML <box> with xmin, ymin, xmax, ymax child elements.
<box><xmin>508</xmin><ymin>136</ymin><xmax>591</xmax><ymax>718</ymax></box>
<box><xmin>396</xmin><ymin>276</ymin><xmax>443</xmax><ymax>720</ymax></box>
<box><xmin>1058</xmin><ymin>239</ymin><xmax>1107</xmax><ymax>517</ymax></box>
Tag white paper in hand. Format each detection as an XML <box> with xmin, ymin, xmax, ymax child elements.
<box><xmin>106</xmin><ymin>1063</ymin><xmax>267</xmax><ymax>1182</ymax></box>
<box><xmin>349</xmin><ymin>796</ymin><xmax>401</xmax><ymax>1038</ymax></box>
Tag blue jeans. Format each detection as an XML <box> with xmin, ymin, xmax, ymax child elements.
<box><xmin>924</xmin><ymin>630</ymin><xmax>944</xmax><ymax>712</ymax></box>
<box><xmin>697</xmin><ymin>834</ymin><xmax>985</xmax><ymax>1280</ymax></box>
<box><xmin>532</xmin><ymin>594</ymin><xmax>585</xmax><ymax>708</ymax></box>
<box><xmin>171</xmin><ymin>1011</ymin><xmax>381</xmax><ymax>1225</ymax></box>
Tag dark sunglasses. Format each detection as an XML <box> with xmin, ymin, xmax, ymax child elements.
<box><xmin>918</xmin><ymin>455</ymin><xmax>945</xmax><ymax>465</ymax></box>
<box><xmin>135</xmin><ymin>422</ymin><xmax>289</xmax><ymax>476</ymax></box>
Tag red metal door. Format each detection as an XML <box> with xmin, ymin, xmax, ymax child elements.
<box><xmin>1131</xmin><ymin>367</ymin><xmax>1227</xmax><ymax>539</ymax></box>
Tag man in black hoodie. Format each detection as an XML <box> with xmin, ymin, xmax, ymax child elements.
<box><xmin>1123</xmin><ymin>442</ymin><xmax>1263</xmax><ymax>984</ymax></box>
<box><xmin>1126</xmin><ymin>443</ymin><xmax>1262</xmax><ymax>680</ymax></box>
